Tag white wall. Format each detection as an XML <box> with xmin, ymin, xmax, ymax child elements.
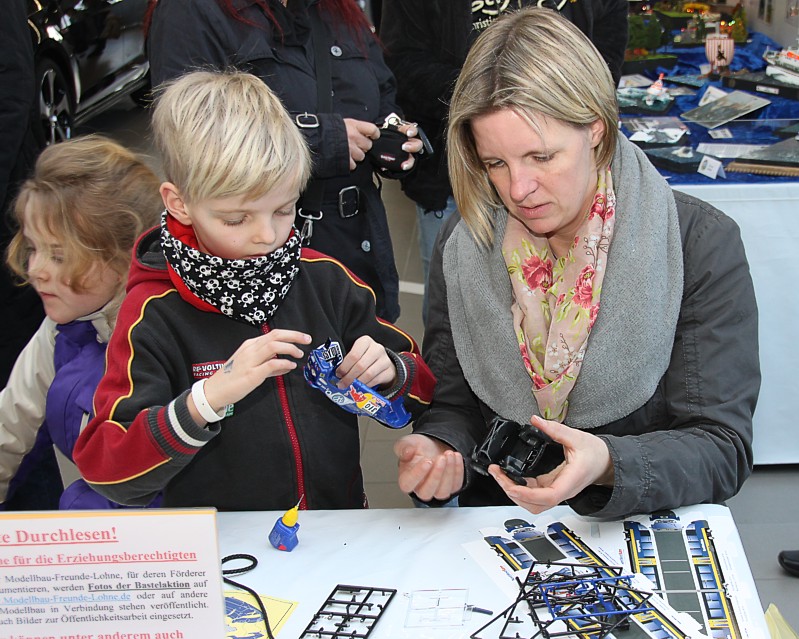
<box><xmin>744</xmin><ymin>0</ymin><xmax>799</xmax><ymax>48</ymax></box>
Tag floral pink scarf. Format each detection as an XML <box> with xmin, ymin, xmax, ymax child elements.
<box><xmin>502</xmin><ymin>168</ymin><xmax>616</xmax><ymax>422</ymax></box>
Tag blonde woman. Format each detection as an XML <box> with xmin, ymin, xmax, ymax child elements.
<box><xmin>395</xmin><ymin>8</ymin><xmax>759</xmax><ymax>519</ymax></box>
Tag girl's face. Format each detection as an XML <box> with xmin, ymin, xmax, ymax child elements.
<box><xmin>22</xmin><ymin>197</ymin><xmax>122</xmax><ymax>325</ymax></box>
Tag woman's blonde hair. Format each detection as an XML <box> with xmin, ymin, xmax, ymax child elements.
<box><xmin>448</xmin><ymin>7</ymin><xmax>619</xmax><ymax>246</ymax></box>
<box><xmin>151</xmin><ymin>70</ymin><xmax>312</xmax><ymax>204</ymax></box>
<box><xmin>6</xmin><ymin>135</ymin><xmax>162</xmax><ymax>294</ymax></box>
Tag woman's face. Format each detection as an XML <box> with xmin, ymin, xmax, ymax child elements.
<box><xmin>471</xmin><ymin>109</ymin><xmax>604</xmax><ymax>255</ymax></box>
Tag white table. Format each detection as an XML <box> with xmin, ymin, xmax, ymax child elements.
<box><xmin>676</xmin><ymin>181</ymin><xmax>799</xmax><ymax>464</ymax></box>
<box><xmin>216</xmin><ymin>505</ymin><xmax>767</xmax><ymax>638</ymax></box>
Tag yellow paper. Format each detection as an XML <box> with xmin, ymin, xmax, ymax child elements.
<box><xmin>766</xmin><ymin>603</ymin><xmax>799</xmax><ymax>639</ymax></box>
<box><xmin>225</xmin><ymin>590</ymin><xmax>297</xmax><ymax>637</ymax></box>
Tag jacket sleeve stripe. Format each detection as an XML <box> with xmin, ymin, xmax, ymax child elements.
<box><xmin>101</xmin><ymin>289</ymin><xmax>177</xmax><ymax>421</ymax></box>
<box><xmin>86</xmin><ymin>457</ymin><xmax>172</xmax><ymax>485</ymax></box>
<box><xmin>403</xmin><ymin>352</ymin><xmax>435</xmax><ymax>405</ymax></box>
<box><xmin>377</xmin><ymin>317</ymin><xmax>416</xmax><ymax>354</ymax></box>
<box><xmin>152</xmin><ymin>403</ymin><xmax>196</xmax><ymax>456</ymax></box>
<box><xmin>151</xmin><ymin>393</ymin><xmax>216</xmax><ymax>458</ymax></box>
<box><xmin>301</xmin><ymin>253</ymin><xmax>377</xmax><ymax>303</ymax></box>
<box><xmin>166</xmin><ymin>400</ymin><xmax>208</xmax><ymax>448</ymax></box>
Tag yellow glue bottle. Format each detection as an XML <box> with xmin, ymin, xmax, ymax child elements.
<box><xmin>268</xmin><ymin>498</ymin><xmax>301</xmax><ymax>551</ymax></box>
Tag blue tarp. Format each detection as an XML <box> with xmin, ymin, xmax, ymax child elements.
<box><xmin>624</xmin><ymin>32</ymin><xmax>798</xmax><ymax>185</ymax></box>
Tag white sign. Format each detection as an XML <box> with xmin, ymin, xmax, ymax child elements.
<box><xmin>698</xmin><ymin>155</ymin><xmax>727</xmax><ymax>179</ymax></box>
<box><xmin>0</xmin><ymin>509</ymin><xmax>225</xmax><ymax>638</ymax></box>
<box><xmin>698</xmin><ymin>85</ymin><xmax>728</xmax><ymax>107</ymax></box>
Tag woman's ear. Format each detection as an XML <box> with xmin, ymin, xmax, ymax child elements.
<box><xmin>588</xmin><ymin>120</ymin><xmax>605</xmax><ymax>149</ymax></box>
<box><xmin>160</xmin><ymin>182</ymin><xmax>192</xmax><ymax>226</ymax></box>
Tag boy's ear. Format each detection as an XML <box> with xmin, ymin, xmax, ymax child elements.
<box><xmin>160</xmin><ymin>182</ymin><xmax>193</xmax><ymax>226</ymax></box>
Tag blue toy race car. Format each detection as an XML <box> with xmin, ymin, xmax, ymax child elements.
<box><xmin>303</xmin><ymin>340</ymin><xmax>411</xmax><ymax>429</ymax></box>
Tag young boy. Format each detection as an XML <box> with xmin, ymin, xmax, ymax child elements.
<box><xmin>73</xmin><ymin>71</ymin><xmax>435</xmax><ymax>511</ymax></box>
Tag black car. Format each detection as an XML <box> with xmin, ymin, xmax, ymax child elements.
<box><xmin>28</xmin><ymin>0</ymin><xmax>149</xmax><ymax>144</ymax></box>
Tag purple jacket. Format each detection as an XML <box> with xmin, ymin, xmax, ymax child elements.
<box><xmin>4</xmin><ymin>317</ymin><xmax>161</xmax><ymax>509</ymax></box>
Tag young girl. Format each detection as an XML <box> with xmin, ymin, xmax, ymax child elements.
<box><xmin>0</xmin><ymin>135</ymin><xmax>162</xmax><ymax>510</ymax></box>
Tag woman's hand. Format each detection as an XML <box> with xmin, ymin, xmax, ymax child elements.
<box><xmin>193</xmin><ymin>330</ymin><xmax>312</xmax><ymax>424</ymax></box>
<box><xmin>343</xmin><ymin>118</ymin><xmax>380</xmax><ymax>170</ymax></box>
<box><xmin>489</xmin><ymin>415</ymin><xmax>614</xmax><ymax>515</ymax></box>
<box><xmin>335</xmin><ymin>335</ymin><xmax>396</xmax><ymax>389</ymax></box>
<box><xmin>395</xmin><ymin>434</ymin><xmax>464</xmax><ymax>501</ymax></box>
<box><xmin>395</xmin><ymin>121</ymin><xmax>424</xmax><ymax>171</ymax></box>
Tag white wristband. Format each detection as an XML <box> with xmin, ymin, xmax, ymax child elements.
<box><xmin>191</xmin><ymin>379</ymin><xmax>227</xmax><ymax>423</ymax></box>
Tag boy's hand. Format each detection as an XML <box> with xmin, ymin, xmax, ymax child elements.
<box><xmin>335</xmin><ymin>335</ymin><xmax>396</xmax><ymax>390</ymax></box>
<box><xmin>197</xmin><ymin>330</ymin><xmax>312</xmax><ymax>421</ymax></box>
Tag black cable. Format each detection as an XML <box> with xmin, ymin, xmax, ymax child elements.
<box><xmin>221</xmin><ymin>553</ymin><xmax>275</xmax><ymax>639</ymax></box>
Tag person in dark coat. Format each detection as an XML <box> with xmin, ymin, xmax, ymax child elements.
<box><xmin>0</xmin><ymin>0</ymin><xmax>60</xmax><ymax>510</ymax></box>
<box><xmin>0</xmin><ymin>0</ymin><xmax>46</xmax><ymax>386</ymax></box>
<box><xmin>380</xmin><ymin>0</ymin><xmax>629</xmax><ymax>319</ymax></box>
<box><xmin>146</xmin><ymin>0</ymin><xmax>423</xmax><ymax>323</ymax></box>
<box><xmin>394</xmin><ymin>9</ymin><xmax>758</xmax><ymax>519</ymax></box>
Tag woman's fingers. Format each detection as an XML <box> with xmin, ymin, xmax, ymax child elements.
<box><xmin>395</xmin><ymin>435</ymin><xmax>462</xmax><ymax>500</ymax></box>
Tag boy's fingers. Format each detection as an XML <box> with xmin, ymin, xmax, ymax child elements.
<box><xmin>255</xmin><ymin>359</ymin><xmax>297</xmax><ymax>378</ymax></box>
<box><xmin>337</xmin><ymin>340</ymin><xmax>383</xmax><ymax>386</ymax></box>
<box><xmin>340</xmin><ymin>358</ymin><xmax>389</xmax><ymax>388</ymax></box>
<box><xmin>263</xmin><ymin>329</ymin><xmax>312</xmax><ymax>344</ymax></box>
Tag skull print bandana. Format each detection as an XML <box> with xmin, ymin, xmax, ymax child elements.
<box><xmin>160</xmin><ymin>211</ymin><xmax>301</xmax><ymax>326</ymax></box>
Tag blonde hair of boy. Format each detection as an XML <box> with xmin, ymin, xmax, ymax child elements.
<box><xmin>151</xmin><ymin>70</ymin><xmax>312</xmax><ymax>204</ymax></box>
<box><xmin>447</xmin><ymin>7</ymin><xmax>619</xmax><ymax>247</ymax></box>
<box><xmin>7</xmin><ymin>135</ymin><xmax>162</xmax><ymax>295</ymax></box>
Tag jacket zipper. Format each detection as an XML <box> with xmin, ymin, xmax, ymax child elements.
<box><xmin>262</xmin><ymin>323</ymin><xmax>307</xmax><ymax>509</ymax></box>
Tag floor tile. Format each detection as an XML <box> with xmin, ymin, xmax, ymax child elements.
<box><xmin>361</xmin><ymin>431</ymin><xmax>402</xmax><ymax>481</ymax></box>
<box><xmin>394</xmin><ymin>289</ymin><xmax>425</xmax><ymax>345</ymax></box>
<box><xmin>753</xmin><ymin>578</ymin><xmax>799</xmax><ymax>631</ymax></box>
<box><xmin>364</xmin><ymin>481</ymin><xmax>414</xmax><ymax>509</ymax></box>
<box><xmin>727</xmin><ymin>466</ymin><xmax>799</xmax><ymax>632</ymax></box>
<box><xmin>383</xmin><ymin>180</ymin><xmax>424</xmax><ymax>286</ymax></box>
<box><xmin>365</xmin><ymin>421</ymin><xmax>409</xmax><ymax>444</ymax></box>
<box><xmin>727</xmin><ymin>464</ymin><xmax>799</xmax><ymax>525</ymax></box>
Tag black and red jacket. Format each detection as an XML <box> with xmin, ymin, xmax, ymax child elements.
<box><xmin>74</xmin><ymin>227</ymin><xmax>435</xmax><ymax>511</ymax></box>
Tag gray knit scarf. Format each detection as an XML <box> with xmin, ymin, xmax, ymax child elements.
<box><xmin>443</xmin><ymin>133</ymin><xmax>683</xmax><ymax>429</ymax></box>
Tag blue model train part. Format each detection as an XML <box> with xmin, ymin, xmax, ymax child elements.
<box><xmin>470</xmin><ymin>561</ymin><xmax>677</xmax><ymax>639</ymax></box>
<box><xmin>625</xmin><ymin>511</ymin><xmax>742</xmax><ymax>639</ymax></box>
<box><xmin>303</xmin><ymin>339</ymin><xmax>411</xmax><ymax>429</ymax></box>
<box><xmin>483</xmin><ymin>535</ymin><xmax>534</xmax><ymax>572</ymax></box>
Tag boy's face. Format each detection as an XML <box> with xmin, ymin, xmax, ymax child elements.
<box><xmin>163</xmin><ymin>181</ymin><xmax>300</xmax><ymax>260</ymax></box>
